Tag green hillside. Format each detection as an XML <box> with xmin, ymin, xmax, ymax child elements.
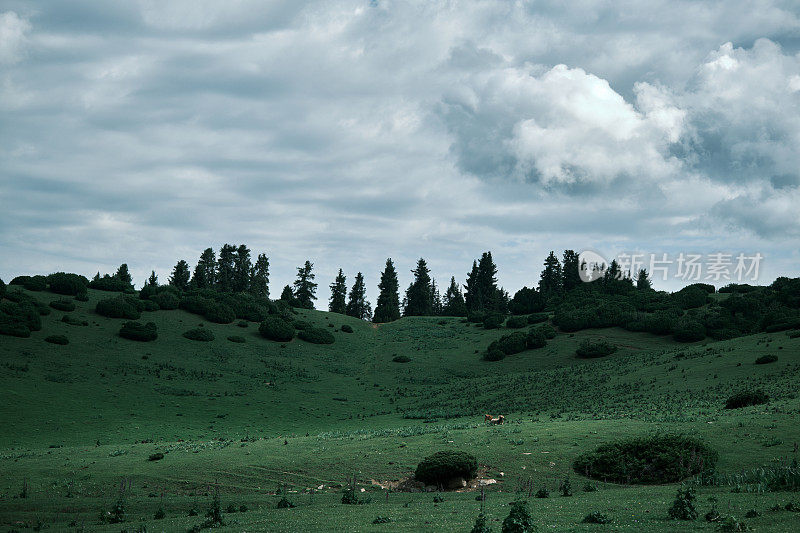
<box><xmin>1</xmin><ymin>286</ymin><xmax>799</xmax><ymax>531</ymax></box>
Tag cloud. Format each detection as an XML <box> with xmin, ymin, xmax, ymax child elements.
<box><xmin>0</xmin><ymin>11</ymin><xmax>30</xmax><ymax>64</ymax></box>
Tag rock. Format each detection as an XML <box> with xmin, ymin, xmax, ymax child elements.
<box><xmin>479</xmin><ymin>479</ymin><xmax>497</xmax><ymax>486</ymax></box>
<box><xmin>447</xmin><ymin>477</ymin><xmax>467</xmax><ymax>489</ymax></box>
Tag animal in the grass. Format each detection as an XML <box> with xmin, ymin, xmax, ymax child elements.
<box><xmin>485</xmin><ymin>415</ymin><xmax>505</xmax><ymax>425</ymax></box>
<box><xmin>484</xmin><ymin>414</ymin><xmax>493</xmax><ymax>422</ymax></box>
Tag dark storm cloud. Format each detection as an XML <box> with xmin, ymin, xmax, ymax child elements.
<box><xmin>1</xmin><ymin>0</ymin><xmax>799</xmax><ymax>300</ymax></box>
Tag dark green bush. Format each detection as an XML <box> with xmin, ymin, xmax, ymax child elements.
<box><xmin>179</xmin><ymin>295</ymin><xmax>214</xmax><ymax>316</ymax></box>
<box><xmin>151</xmin><ymin>292</ymin><xmax>179</xmax><ymax>310</ymax></box>
<box><xmin>575</xmin><ymin>339</ymin><xmax>617</xmax><ymax>358</ymax></box>
<box><xmin>89</xmin><ymin>274</ymin><xmax>130</xmax><ymax>292</ymax></box>
<box><xmin>506</xmin><ymin>316</ymin><xmax>527</xmax><ymax>329</ymax></box>
<box><xmin>46</xmin><ymin>272</ymin><xmax>89</xmax><ymax>296</ymax></box>
<box><xmin>536</xmin><ymin>324</ymin><xmax>557</xmax><ymax>339</ymax></box>
<box><xmin>573</xmin><ymin>435</ymin><xmax>718</xmax><ymax>484</ymax></box>
<box><xmin>0</xmin><ymin>277</ymin><xmax>5</xmax><ymax>298</ymax></box>
<box><xmin>259</xmin><ymin>317</ymin><xmax>295</xmax><ymax>342</ymax></box>
<box><xmin>293</xmin><ymin>320</ymin><xmax>312</xmax><ymax>330</ymax></box>
<box><xmin>467</xmin><ymin>312</ymin><xmax>486</xmax><ymax>323</ymax></box>
<box><xmin>96</xmin><ymin>296</ymin><xmax>141</xmax><ymax>320</ymax></box>
<box><xmin>119</xmin><ymin>321</ymin><xmax>158</xmax><ymax>342</ymax></box>
<box><xmin>61</xmin><ymin>315</ymin><xmax>88</xmax><ymax>326</ymax></box>
<box><xmin>140</xmin><ymin>299</ymin><xmax>159</xmax><ymax>312</ymax></box>
<box><xmin>183</xmin><ymin>328</ymin><xmax>215</xmax><ymax>342</ymax></box>
<box><xmin>203</xmin><ymin>303</ymin><xmax>235</xmax><ymax>324</ymax></box>
<box><xmin>45</xmin><ymin>335</ymin><xmax>69</xmax><ymax>345</ymax></box>
<box><xmin>227</xmin><ymin>335</ymin><xmax>245</xmax><ymax>343</ymax></box>
<box><xmin>11</xmin><ymin>275</ymin><xmax>47</xmax><ymax>292</ymax></box>
<box><xmin>667</xmin><ymin>487</ymin><xmax>697</xmax><ymax>520</ymax></box>
<box><xmin>298</xmin><ymin>327</ymin><xmax>335</xmax><ymax>344</ymax></box>
<box><xmin>237</xmin><ymin>320</ymin><xmax>248</xmax><ymax>328</ymax></box>
<box><xmin>482</xmin><ymin>314</ymin><xmax>504</xmax><ymax>329</ymax></box>
<box><xmin>673</xmin><ymin>318</ymin><xmax>706</xmax><ymax>342</ymax></box>
<box><xmin>276</xmin><ymin>496</ymin><xmax>296</xmax><ymax>509</ymax></box>
<box><xmin>392</xmin><ymin>355</ymin><xmax>411</xmax><ymax>363</ymax></box>
<box><xmin>483</xmin><ymin>348</ymin><xmax>506</xmax><ymax>361</ymax></box>
<box><xmin>415</xmin><ymin>450</ymin><xmax>478</xmax><ymax>485</ymax></box>
<box><xmin>527</xmin><ymin>312</ymin><xmax>548</xmax><ymax>324</ymax></box>
<box><xmin>489</xmin><ymin>331</ymin><xmax>528</xmax><ymax>356</ymax></box>
<box><xmin>49</xmin><ymin>299</ymin><xmax>75</xmax><ymax>312</ymax></box>
<box><xmin>725</xmin><ymin>390</ymin><xmax>769</xmax><ymax>409</ymax></box>
<box><xmin>0</xmin><ymin>297</ymin><xmax>42</xmax><ymax>333</ymax></box>
<box><xmin>755</xmin><ymin>354</ymin><xmax>778</xmax><ymax>365</ymax></box>
<box><xmin>582</xmin><ymin>511</ymin><xmax>612</xmax><ymax>524</ymax></box>
<box><xmin>526</xmin><ymin>329</ymin><xmax>547</xmax><ymax>349</ymax></box>
<box><xmin>0</xmin><ymin>322</ymin><xmax>31</xmax><ymax>337</ymax></box>
<box><xmin>765</xmin><ymin>319</ymin><xmax>800</xmax><ymax>333</ymax></box>
<box><xmin>501</xmin><ymin>500</ymin><xmax>534</xmax><ymax>533</ymax></box>
<box><xmin>75</xmin><ymin>292</ymin><xmax>89</xmax><ymax>302</ymax></box>
<box><xmin>341</xmin><ymin>324</ymin><xmax>353</xmax><ymax>333</ymax></box>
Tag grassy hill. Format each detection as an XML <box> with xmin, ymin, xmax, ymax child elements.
<box><xmin>1</xmin><ymin>286</ymin><xmax>799</xmax><ymax>531</ymax></box>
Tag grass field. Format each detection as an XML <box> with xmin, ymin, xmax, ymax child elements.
<box><xmin>1</xmin><ymin>287</ymin><xmax>799</xmax><ymax>531</ymax></box>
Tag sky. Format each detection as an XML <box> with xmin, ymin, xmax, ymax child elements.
<box><xmin>1</xmin><ymin>0</ymin><xmax>799</xmax><ymax>305</ymax></box>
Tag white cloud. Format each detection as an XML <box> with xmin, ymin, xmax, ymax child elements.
<box><xmin>0</xmin><ymin>11</ymin><xmax>30</xmax><ymax>65</ymax></box>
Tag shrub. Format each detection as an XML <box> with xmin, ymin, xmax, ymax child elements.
<box><xmin>483</xmin><ymin>314</ymin><xmax>505</xmax><ymax>329</ymax></box>
<box><xmin>0</xmin><ymin>322</ymin><xmax>31</xmax><ymax>338</ymax></box>
<box><xmin>755</xmin><ymin>354</ymin><xmax>778</xmax><ymax>365</ymax></box>
<box><xmin>227</xmin><ymin>335</ymin><xmax>245</xmax><ymax>343</ymax></box>
<box><xmin>203</xmin><ymin>303</ymin><xmax>235</xmax><ymax>324</ymax></box>
<box><xmin>573</xmin><ymin>435</ymin><xmax>718</xmax><ymax>484</ymax></box>
<box><xmin>148</xmin><ymin>452</ymin><xmax>164</xmax><ymax>461</ymax></box>
<box><xmin>0</xmin><ymin>298</ymin><xmax>41</xmax><ymax>335</ymax></box>
<box><xmin>527</xmin><ymin>312</ymin><xmax>549</xmax><ymax>324</ymax></box>
<box><xmin>372</xmin><ymin>516</ymin><xmax>391</xmax><ymax>524</ymax></box>
<box><xmin>179</xmin><ymin>295</ymin><xmax>214</xmax><ymax>315</ymax></box>
<box><xmin>119</xmin><ymin>321</ymin><xmax>158</xmax><ymax>342</ymax></box>
<box><xmin>49</xmin><ymin>299</ymin><xmax>75</xmax><ymax>312</ymax></box>
<box><xmin>0</xmin><ymin>277</ymin><xmax>5</xmax><ymax>298</ymax></box>
<box><xmin>89</xmin><ymin>274</ymin><xmax>130</xmax><ymax>292</ymax></box>
<box><xmin>560</xmin><ymin>477</ymin><xmax>572</xmax><ymax>497</ymax></box>
<box><xmin>501</xmin><ymin>500</ymin><xmax>534</xmax><ymax>533</ymax></box>
<box><xmin>489</xmin><ymin>331</ymin><xmax>528</xmax><ymax>356</ymax></box>
<box><xmin>298</xmin><ymin>327</ymin><xmax>335</xmax><ymax>344</ymax></box>
<box><xmin>483</xmin><ymin>348</ymin><xmax>506</xmax><ymax>361</ymax></box>
<box><xmin>96</xmin><ymin>296</ymin><xmax>141</xmax><ymax>320</ymax></box>
<box><xmin>141</xmin><ymin>299</ymin><xmax>159</xmax><ymax>311</ymax></box>
<box><xmin>725</xmin><ymin>390</ymin><xmax>769</xmax><ymax>409</ymax></box>
<box><xmin>415</xmin><ymin>450</ymin><xmax>478</xmax><ymax>485</ymax></box>
<box><xmin>183</xmin><ymin>328</ymin><xmax>215</xmax><ymax>342</ymax></box>
<box><xmin>582</xmin><ymin>511</ymin><xmax>612</xmax><ymax>524</ymax></box>
<box><xmin>506</xmin><ymin>316</ymin><xmax>527</xmax><ymax>329</ymax></box>
<box><xmin>471</xmin><ymin>513</ymin><xmax>492</xmax><ymax>533</ymax></box>
<box><xmin>75</xmin><ymin>292</ymin><xmax>89</xmax><ymax>302</ymax></box>
<box><xmin>536</xmin><ymin>324</ymin><xmax>557</xmax><ymax>339</ymax></box>
<box><xmin>673</xmin><ymin>318</ymin><xmax>706</xmax><ymax>342</ymax></box>
<box><xmin>467</xmin><ymin>312</ymin><xmax>486</xmax><ymax>323</ymax></box>
<box><xmin>11</xmin><ymin>275</ymin><xmax>47</xmax><ymax>292</ymax></box>
<box><xmin>575</xmin><ymin>339</ymin><xmax>617</xmax><ymax>358</ymax></box>
<box><xmin>237</xmin><ymin>320</ymin><xmax>248</xmax><ymax>328</ymax></box>
<box><xmin>293</xmin><ymin>320</ymin><xmax>312</xmax><ymax>330</ymax></box>
<box><xmin>62</xmin><ymin>315</ymin><xmax>88</xmax><ymax>326</ymax></box>
<box><xmin>526</xmin><ymin>329</ymin><xmax>547</xmax><ymax>349</ymax></box>
<box><xmin>46</xmin><ymin>272</ymin><xmax>89</xmax><ymax>296</ymax></box>
<box><xmin>392</xmin><ymin>355</ymin><xmax>411</xmax><ymax>363</ymax></box>
<box><xmin>668</xmin><ymin>487</ymin><xmax>698</xmax><ymax>520</ymax></box>
<box><xmin>151</xmin><ymin>292</ymin><xmax>179</xmax><ymax>310</ymax></box>
<box><xmin>45</xmin><ymin>335</ymin><xmax>69</xmax><ymax>345</ymax></box>
<box><xmin>534</xmin><ymin>487</ymin><xmax>549</xmax><ymax>498</ymax></box>
<box><xmin>259</xmin><ymin>317</ymin><xmax>295</xmax><ymax>342</ymax></box>
<box><xmin>276</xmin><ymin>496</ymin><xmax>296</xmax><ymax>509</ymax></box>
<box><xmin>341</xmin><ymin>324</ymin><xmax>353</xmax><ymax>333</ymax></box>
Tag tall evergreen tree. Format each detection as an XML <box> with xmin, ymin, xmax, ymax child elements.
<box><xmin>404</xmin><ymin>258</ymin><xmax>434</xmax><ymax>316</ymax></box>
<box><xmin>169</xmin><ymin>260</ymin><xmax>191</xmax><ymax>291</ymax></box>
<box><xmin>216</xmin><ymin>244</ymin><xmax>236</xmax><ymax>292</ymax></box>
<box><xmin>464</xmin><ymin>260</ymin><xmax>481</xmax><ymax>313</ymax></box>
<box><xmin>280</xmin><ymin>285</ymin><xmax>294</xmax><ymax>302</ymax></box>
<box><xmin>636</xmin><ymin>268</ymin><xmax>652</xmax><ymax>290</ymax></box>
<box><xmin>115</xmin><ymin>264</ymin><xmax>133</xmax><ymax>289</ymax></box>
<box><xmin>373</xmin><ymin>258</ymin><xmax>400</xmax><ymax>323</ymax></box>
<box><xmin>477</xmin><ymin>252</ymin><xmax>504</xmax><ymax>312</ymax></box>
<box><xmin>442</xmin><ymin>276</ymin><xmax>467</xmax><ymax>316</ymax></box>
<box><xmin>431</xmin><ymin>278</ymin><xmax>443</xmax><ymax>316</ymax></box>
<box><xmin>145</xmin><ymin>270</ymin><xmax>158</xmax><ymax>288</ymax></box>
<box><xmin>345</xmin><ymin>272</ymin><xmax>371</xmax><ymax>320</ymax></box>
<box><xmin>232</xmin><ymin>244</ymin><xmax>252</xmax><ymax>292</ymax></box>
<box><xmin>293</xmin><ymin>260</ymin><xmax>317</xmax><ymax>309</ymax></box>
<box><xmin>329</xmin><ymin>269</ymin><xmax>347</xmax><ymax>314</ymax></box>
<box><xmin>539</xmin><ymin>251</ymin><xmax>563</xmax><ymax>299</ymax></box>
<box><xmin>562</xmin><ymin>250</ymin><xmax>581</xmax><ymax>293</ymax></box>
<box><xmin>191</xmin><ymin>248</ymin><xmax>216</xmax><ymax>289</ymax></box>
<box><xmin>249</xmin><ymin>253</ymin><xmax>270</xmax><ymax>298</ymax></box>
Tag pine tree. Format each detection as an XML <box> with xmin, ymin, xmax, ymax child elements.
<box><xmin>636</xmin><ymin>268</ymin><xmax>652</xmax><ymax>290</ymax></box>
<box><xmin>280</xmin><ymin>285</ymin><xmax>294</xmax><ymax>302</ymax></box>
<box><xmin>539</xmin><ymin>251</ymin><xmax>563</xmax><ymax>299</ymax></box>
<box><xmin>373</xmin><ymin>258</ymin><xmax>400</xmax><ymax>323</ymax></box>
<box><xmin>464</xmin><ymin>261</ymin><xmax>481</xmax><ymax>313</ymax></box>
<box><xmin>329</xmin><ymin>269</ymin><xmax>347</xmax><ymax>314</ymax></box>
<box><xmin>477</xmin><ymin>252</ymin><xmax>504</xmax><ymax>312</ymax></box>
<box><xmin>431</xmin><ymin>278</ymin><xmax>443</xmax><ymax>316</ymax></box>
<box><xmin>404</xmin><ymin>258</ymin><xmax>434</xmax><ymax>316</ymax></box>
<box><xmin>169</xmin><ymin>260</ymin><xmax>190</xmax><ymax>291</ymax></box>
<box><xmin>192</xmin><ymin>248</ymin><xmax>216</xmax><ymax>289</ymax></box>
<box><xmin>115</xmin><ymin>264</ymin><xmax>133</xmax><ymax>289</ymax></box>
<box><xmin>442</xmin><ymin>276</ymin><xmax>467</xmax><ymax>316</ymax></box>
<box><xmin>345</xmin><ymin>272</ymin><xmax>371</xmax><ymax>320</ymax></box>
<box><xmin>232</xmin><ymin>244</ymin><xmax>252</xmax><ymax>292</ymax></box>
<box><xmin>146</xmin><ymin>270</ymin><xmax>158</xmax><ymax>288</ymax></box>
<box><xmin>293</xmin><ymin>261</ymin><xmax>317</xmax><ymax>309</ymax></box>
<box><xmin>562</xmin><ymin>250</ymin><xmax>581</xmax><ymax>293</ymax></box>
<box><xmin>249</xmin><ymin>253</ymin><xmax>270</xmax><ymax>298</ymax></box>
<box><xmin>216</xmin><ymin>244</ymin><xmax>236</xmax><ymax>292</ymax></box>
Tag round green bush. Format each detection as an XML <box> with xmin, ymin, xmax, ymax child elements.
<box><xmin>259</xmin><ymin>317</ymin><xmax>295</xmax><ymax>342</ymax></box>
<box><xmin>179</xmin><ymin>295</ymin><xmax>213</xmax><ymax>315</ymax></box>
<box><xmin>482</xmin><ymin>314</ymin><xmax>504</xmax><ymax>329</ymax></box>
<box><xmin>725</xmin><ymin>390</ymin><xmax>769</xmax><ymax>409</ymax></box>
<box><xmin>46</xmin><ymin>272</ymin><xmax>89</xmax><ymax>296</ymax></box>
<box><xmin>575</xmin><ymin>339</ymin><xmax>617</xmax><ymax>358</ymax></box>
<box><xmin>119</xmin><ymin>321</ymin><xmax>158</xmax><ymax>342</ymax></box>
<box><xmin>505</xmin><ymin>316</ymin><xmax>527</xmax><ymax>329</ymax></box>
<box><xmin>151</xmin><ymin>292</ymin><xmax>179</xmax><ymax>310</ymax></box>
<box><xmin>204</xmin><ymin>303</ymin><xmax>235</xmax><ymax>324</ymax></box>
<box><xmin>298</xmin><ymin>327</ymin><xmax>335</xmax><ymax>344</ymax></box>
<box><xmin>483</xmin><ymin>348</ymin><xmax>506</xmax><ymax>361</ymax></box>
<box><xmin>537</xmin><ymin>324</ymin><xmax>557</xmax><ymax>339</ymax></box>
<box><xmin>11</xmin><ymin>275</ymin><xmax>47</xmax><ymax>292</ymax></box>
<box><xmin>75</xmin><ymin>292</ymin><xmax>89</xmax><ymax>302</ymax></box>
<box><xmin>527</xmin><ymin>312</ymin><xmax>549</xmax><ymax>324</ymax></box>
<box><xmin>237</xmin><ymin>320</ymin><xmax>249</xmax><ymax>328</ymax></box>
<box><xmin>755</xmin><ymin>354</ymin><xmax>778</xmax><ymax>365</ymax></box>
<box><xmin>227</xmin><ymin>335</ymin><xmax>246</xmax><ymax>343</ymax></box>
<box><xmin>673</xmin><ymin>318</ymin><xmax>706</xmax><ymax>342</ymax></box>
<box><xmin>488</xmin><ymin>331</ymin><xmax>527</xmax><ymax>356</ymax></box>
<box><xmin>45</xmin><ymin>335</ymin><xmax>69</xmax><ymax>345</ymax></box>
<box><xmin>183</xmin><ymin>328</ymin><xmax>215</xmax><ymax>342</ymax></box>
<box><xmin>341</xmin><ymin>324</ymin><xmax>353</xmax><ymax>333</ymax></box>
<box><xmin>415</xmin><ymin>450</ymin><xmax>478</xmax><ymax>485</ymax></box>
<box><xmin>573</xmin><ymin>435</ymin><xmax>718</xmax><ymax>484</ymax></box>
<box><xmin>96</xmin><ymin>296</ymin><xmax>141</xmax><ymax>320</ymax></box>
<box><xmin>1</xmin><ymin>298</ymin><xmax>42</xmax><ymax>332</ymax></box>
<box><xmin>526</xmin><ymin>329</ymin><xmax>547</xmax><ymax>349</ymax></box>
<box><xmin>0</xmin><ymin>322</ymin><xmax>31</xmax><ymax>337</ymax></box>
<box><xmin>392</xmin><ymin>355</ymin><xmax>411</xmax><ymax>363</ymax></box>
<box><xmin>293</xmin><ymin>320</ymin><xmax>312</xmax><ymax>330</ymax></box>
<box><xmin>49</xmin><ymin>299</ymin><xmax>75</xmax><ymax>312</ymax></box>
<box><xmin>61</xmin><ymin>315</ymin><xmax>88</xmax><ymax>326</ymax></box>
